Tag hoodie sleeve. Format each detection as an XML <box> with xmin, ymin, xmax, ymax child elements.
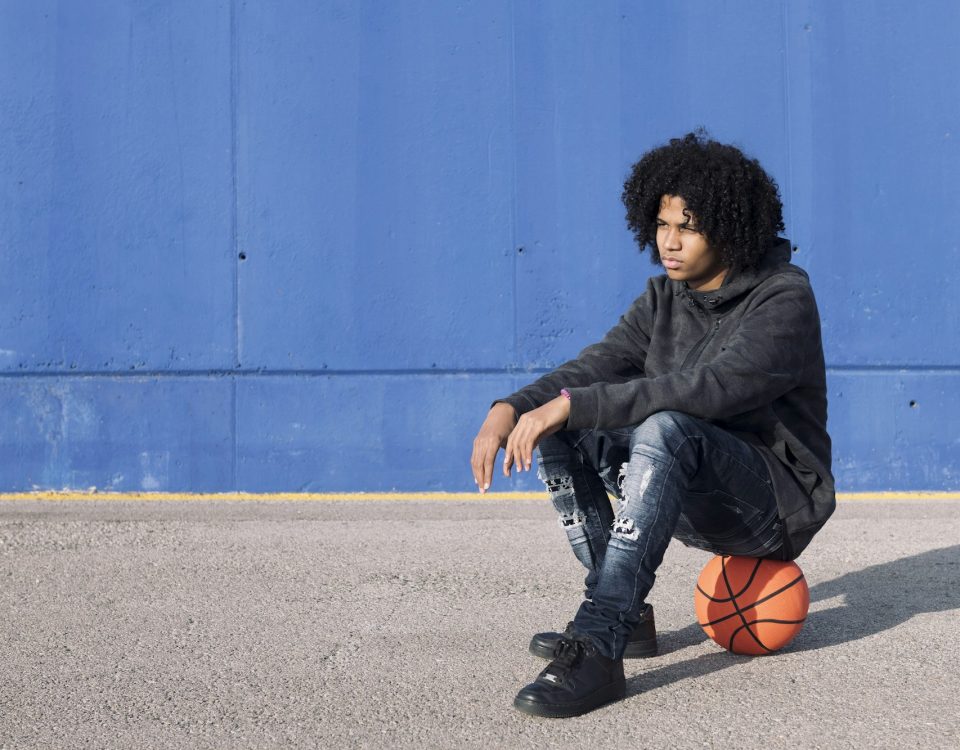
<box><xmin>494</xmin><ymin>284</ymin><xmax>655</xmax><ymax>416</ymax></box>
<box><xmin>564</xmin><ymin>279</ymin><xmax>820</xmax><ymax>431</ymax></box>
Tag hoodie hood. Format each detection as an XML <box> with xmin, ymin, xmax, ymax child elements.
<box><xmin>674</xmin><ymin>238</ymin><xmax>797</xmax><ymax>311</ymax></box>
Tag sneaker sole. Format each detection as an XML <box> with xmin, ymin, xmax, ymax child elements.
<box><xmin>512</xmin><ymin>681</ymin><xmax>626</xmax><ymax>718</ymax></box>
<box><xmin>528</xmin><ymin>637</ymin><xmax>657</xmax><ymax>660</ymax></box>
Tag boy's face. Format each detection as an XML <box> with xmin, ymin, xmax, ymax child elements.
<box><xmin>655</xmin><ymin>195</ymin><xmax>728</xmax><ymax>292</ymax></box>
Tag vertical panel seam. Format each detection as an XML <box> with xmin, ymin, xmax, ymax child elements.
<box><xmin>229</xmin><ymin>0</ymin><xmax>239</xmax><ymax>489</ymax></box>
<box><xmin>781</xmin><ymin>0</ymin><xmax>795</xmax><ymax>243</ymax></box>
<box><xmin>509</xmin><ymin>0</ymin><xmax>519</xmax><ymax>369</ymax></box>
<box><xmin>230</xmin><ymin>0</ymin><xmax>240</xmax><ymax>369</ymax></box>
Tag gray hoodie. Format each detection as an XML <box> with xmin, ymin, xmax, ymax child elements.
<box><xmin>497</xmin><ymin>240</ymin><xmax>835</xmax><ymax>560</ymax></box>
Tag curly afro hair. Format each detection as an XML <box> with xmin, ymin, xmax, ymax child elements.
<box><xmin>622</xmin><ymin>130</ymin><xmax>785</xmax><ymax>270</ymax></box>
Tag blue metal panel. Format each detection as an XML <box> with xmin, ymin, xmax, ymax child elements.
<box><xmin>616</xmin><ymin>1</ymin><xmax>793</xmax><ymax>180</ymax></box>
<box><xmin>0</xmin><ymin>377</ymin><xmax>234</xmax><ymax>491</ymax></box>
<box><xmin>236</xmin><ymin>374</ymin><xmax>542</xmax><ymax>492</ymax></box>
<box><xmin>0</xmin><ymin>0</ymin><xmax>235</xmax><ymax>372</ymax></box>
<box><xmin>828</xmin><ymin>371</ymin><xmax>960</xmax><ymax>491</ymax></box>
<box><xmin>234</xmin><ymin>368</ymin><xmax>960</xmax><ymax>493</ymax></box>
<box><xmin>236</xmin><ymin>0</ymin><xmax>517</xmax><ymax>370</ymax></box>
<box><xmin>514</xmin><ymin>1</ymin><xmax>793</xmax><ymax>368</ymax></box>
<box><xmin>511</xmin><ymin>1</ymin><xmax>642</xmax><ymax>368</ymax></box>
<box><xmin>1</xmin><ymin>1</ymin><xmax>958</xmax><ymax>493</ymax></box>
<box><xmin>788</xmin><ymin>1</ymin><xmax>960</xmax><ymax>365</ymax></box>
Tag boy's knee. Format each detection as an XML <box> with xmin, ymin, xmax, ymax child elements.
<box><xmin>629</xmin><ymin>410</ymin><xmax>697</xmax><ymax>451</ymax></box>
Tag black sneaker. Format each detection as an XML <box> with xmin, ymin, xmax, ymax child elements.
<box><xmin>513</xmin><ymin>636</ymin><xmax>625</xmax><ymax>718</ymax></box>
<box><xmin>528</xmin><ymin>603</ymin><xmax>657</xmax><ymax>660</ymax></box>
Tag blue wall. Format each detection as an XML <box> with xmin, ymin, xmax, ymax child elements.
<box><xmin>1</xmin><ymin>1</ymin><xmax>957</xmax><ymax>492</ymax></box>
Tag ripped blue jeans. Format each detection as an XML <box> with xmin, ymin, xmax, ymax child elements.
<box><xmin>536</xmin><ymin>410</ymin><xmax>782</xmax><ymax>659</ymax></box>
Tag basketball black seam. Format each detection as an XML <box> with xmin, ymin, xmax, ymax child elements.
<box><xmin>721</xmin><ymin>557</ymin><xmax>772</xmax><ymax>653</ymax></box>
<box><xmin>696</xmin><ymin>555</ymin><xmax>763</xmax><ymax>602</ymax></box>
<box><xmin>729</xmin><ymin>622</ymin><xmax>775</xmax><ymax>653</ymax></box>
<box><xmin>698</xmin><ymin>573</ymin><xmax>807</xmax><ymax>627</ymax></box>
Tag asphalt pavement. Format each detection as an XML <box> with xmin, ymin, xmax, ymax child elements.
<box><xmin>1</xmin><ymin>497</ymin><xmax>958</xmax><ymax>749</ymax></box>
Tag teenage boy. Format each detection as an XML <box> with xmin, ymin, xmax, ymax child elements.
<box><xmin>470</xmin><ymin>132</ymin><xmax>835</xmax><ymax>718</ymax></box>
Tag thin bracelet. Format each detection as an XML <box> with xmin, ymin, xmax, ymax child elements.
<box><xmin>560</xmin><ymin>388</ymin><xmax>571</xmax><ymax>400</ymax></box>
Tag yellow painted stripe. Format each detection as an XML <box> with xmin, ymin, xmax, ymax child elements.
<box><xmin>836</xmin><ymin>491</ymin><xmax>960</xmax><ymax>501</ymax></box>
<box><xmin>0</xmin><ymin>490</ymin><xmax>959</xmax><ymax>502</ymax></box>
<box><xmin>0</xmin><ymin>491</ymin><xmax>546</xmax><ymax>502</ymax></box>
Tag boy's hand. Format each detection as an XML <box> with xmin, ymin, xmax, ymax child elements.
<box><xmin>502</xmin><ymin>396</ymin><xmax>570</xmax><ymax>478</ymax></box>
<box><xmin>471</xmin><ymin>403</ymin><xmax>518</xmax><ymax>493</ymax></box>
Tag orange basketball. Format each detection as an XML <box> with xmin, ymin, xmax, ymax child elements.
<box><xmin>694</xmin><ymin>555</ymin><xmax>809</xmax><ymax>655</ymax></box>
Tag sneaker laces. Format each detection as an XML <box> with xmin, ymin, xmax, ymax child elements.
<box><xmin>545</xmin><ymin>637</ymin><xmax>594</xmax><ymax>683</ymax></box>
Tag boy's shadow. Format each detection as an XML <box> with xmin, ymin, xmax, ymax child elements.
<box><xmin>627</xmin><ymin>544</ymin><xmax>960</xmax><ymax>695</ymax></box>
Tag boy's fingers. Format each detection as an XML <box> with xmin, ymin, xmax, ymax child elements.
<box><xmin>482</xmin><ymin>446</ymin><xmax>496</xmax><ymax>490</ymax></box>
<box><xmin>514</xmin><ymin>434</ymin><xmax>527</xmax><ymax>471</ymax></box>
<box><xmin>503</xmin><ymin>437</ymin><xmax>516</xmax><ymax>477</ymax></box>
<box><xmin>470</xmin><ymin>444</ymin><xmax>480</xmax><ymax>484</ymax></box>
<box><xmin>514</xmin><ymin>432</ymin><xmax>531</xmax><ymax>472</ymax></box>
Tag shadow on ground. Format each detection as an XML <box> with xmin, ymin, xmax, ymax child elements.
<box><xmin>628</xmin><ymin>544</ymin><xmax>960</xmax><ymax>695</ymax></box>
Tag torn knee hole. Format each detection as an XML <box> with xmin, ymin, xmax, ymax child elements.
<box><xmin>619</xmin><ymin>466</ymin><xmax>654</xmax><ymax>510</ymax></box>
<box><xmin>616</xmin><ymin>463</ymin><xmax>629</xmax><ymax>492</ymax></box>
<box><xmin>541</xmin><ymin>474</ymin><xmax>574</xmax><ymax>494</ymax></box>
<box><xmin>612</xmin><ymin>516</ymin><xmax>640</xmax><ymax>541</ymax></box>
<box><xmin>557</xmin><ymin>511</ymin><xmax>585</xmax><ymax>529</ymax></box>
